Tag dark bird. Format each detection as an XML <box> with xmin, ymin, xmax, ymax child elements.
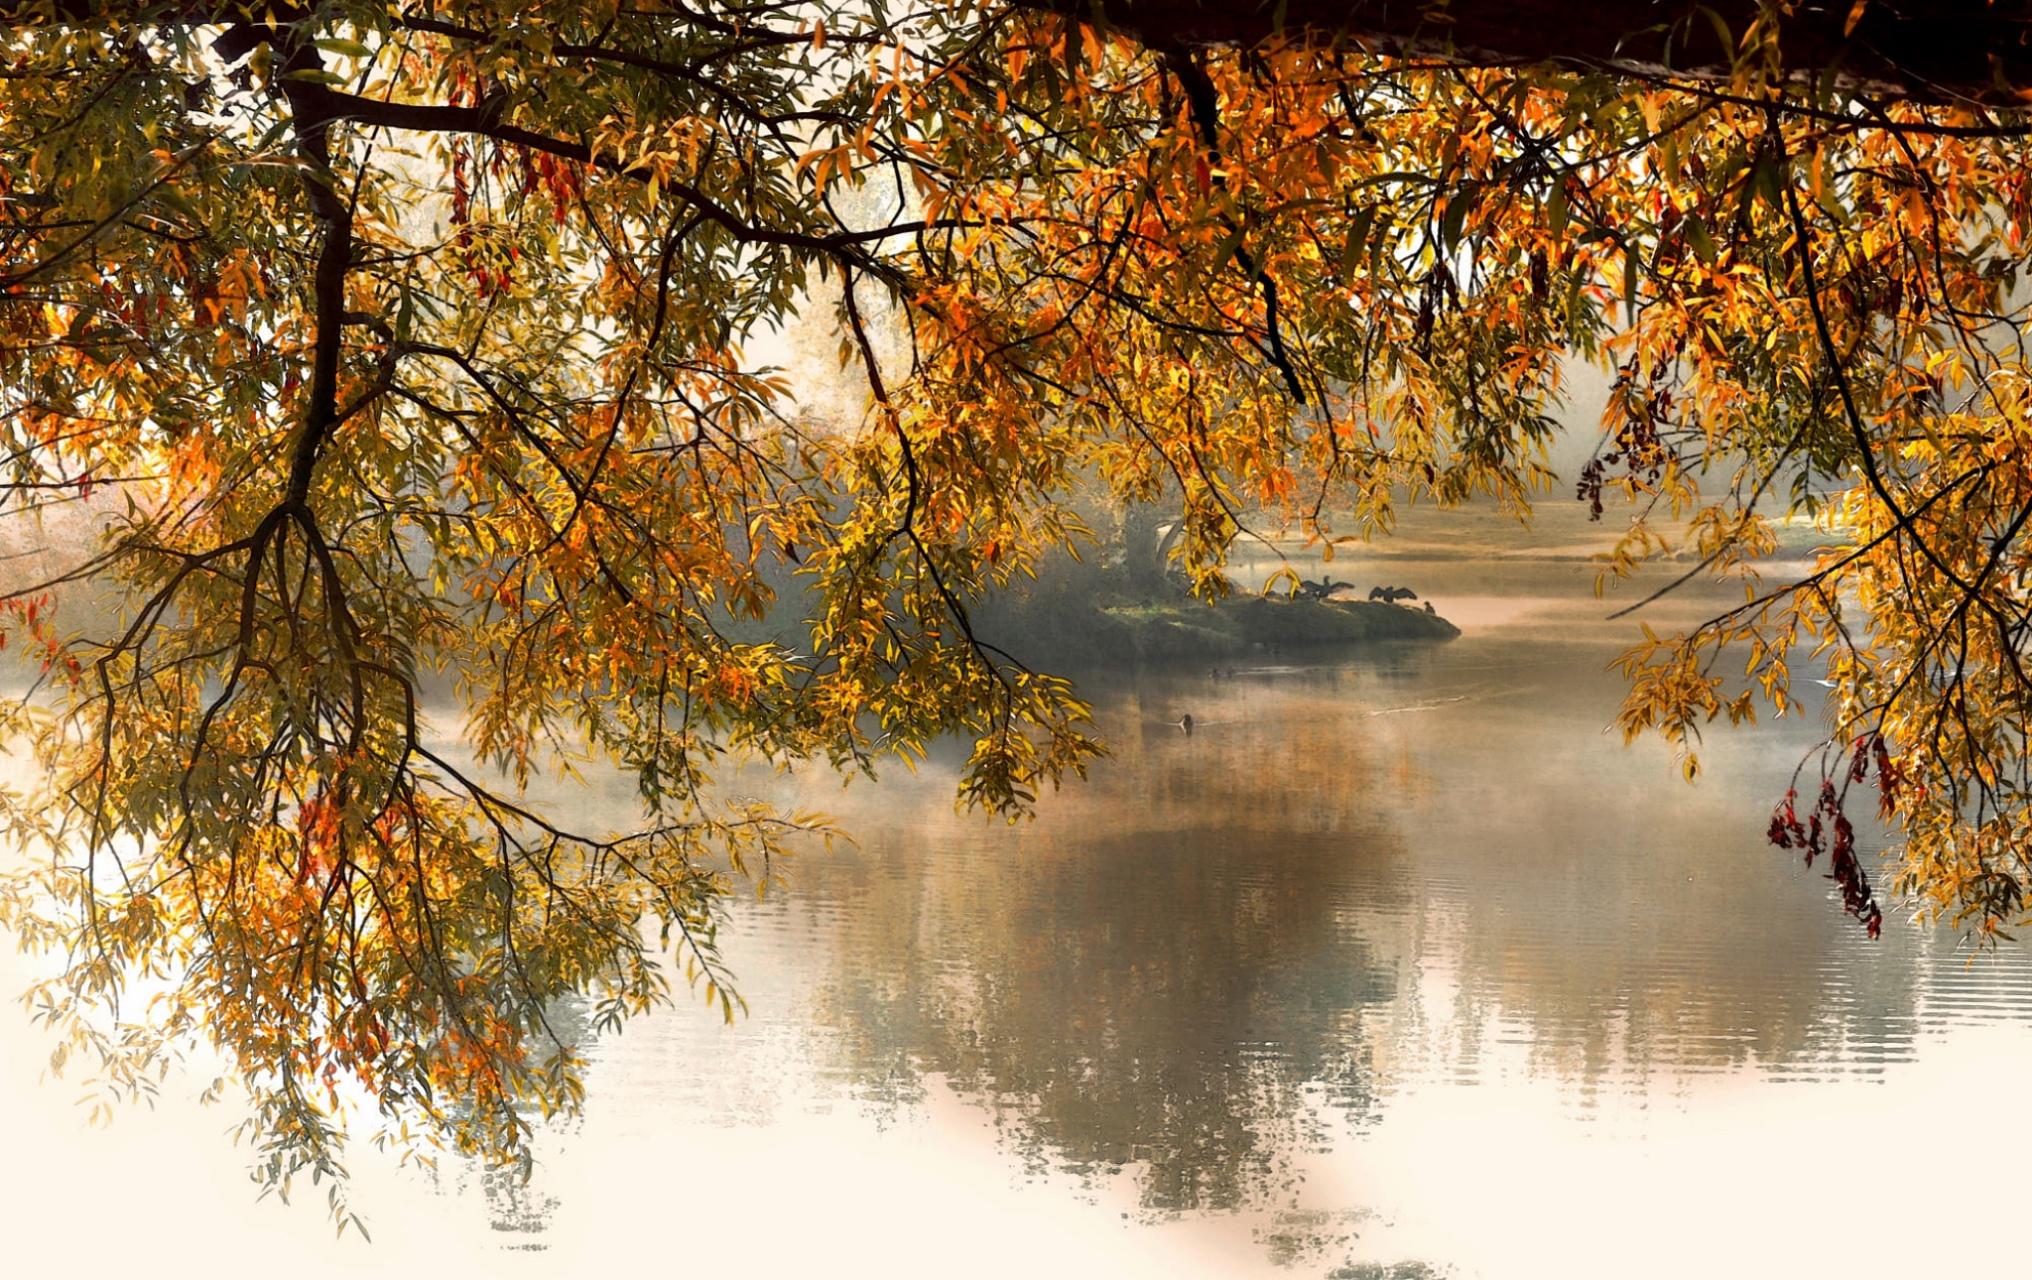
<box><xmin>1175</xmin><ymin>714</ymin><xmax>1194</xmax><ymax>736</ymax></box>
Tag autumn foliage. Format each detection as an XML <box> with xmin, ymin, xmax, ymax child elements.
<box><xmin>6</xmin><ymin>0</ymin><xmax>2032</xmax><ymax>1219</ymax></box>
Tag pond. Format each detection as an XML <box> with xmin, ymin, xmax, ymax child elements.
<box><xmin>6</xmin><ymin>505</ymin><xmax>2031</xmax><ymax>1279</ymax></box>
<box><xmin>514</xmin><ymin>507</ymin><xmax>2032</xmax><ymax>1278</ymax></box>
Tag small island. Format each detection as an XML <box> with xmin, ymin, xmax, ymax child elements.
<box><xmin>1087</xmin><ymin>591</ymin><xmax>1458</xmax><ymax>662</ymax></box>
<box><xmin>979</xmin><ymin>570</ymin><xmax>1458</xmax><ymax>668</ymax></box>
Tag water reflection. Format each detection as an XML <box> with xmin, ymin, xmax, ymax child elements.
<box><xmin>17</xmin><ymin>507</ymin><xmax>2032</xmax><ymax>1278</ymax></box>
<box><xmin>565</xmin><ymin>506</ymin><xmax>2032</xmax><ymax>1276</ymax></box>
<box><xmin>760</xmin><ymin>648</ymin><xmax>1980</xmax><ymax>1128</ymax></box>
<box><xmin>802</xmin><ymin>672</ymin><xmax>1411</xmax><ymax>1213</ymax></box>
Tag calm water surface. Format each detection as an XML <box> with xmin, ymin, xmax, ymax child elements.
<box><xmin>496</xmin><ymin>515</ymin><xmax>2032</xmax><ymax>1278</ymax></box>
<box><xmin>10</xmin><ymin>510</ymin><xmax>2032</xmax><ymax>1279</ymax></box>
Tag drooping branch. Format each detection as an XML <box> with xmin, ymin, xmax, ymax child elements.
<box><xmin>1162</xmin><ymin>47</ymin><xmax>1308</xmax><ymax>406</ymax></box>
<box><xmin>209</xmin><ymin>64</ymin><xmax>932</xmax><ymax>283</ymax></box>
<box><xmin>267</xmin><ymin>29</ymin><xmax>352</xmax><ymax>510</ymax></box>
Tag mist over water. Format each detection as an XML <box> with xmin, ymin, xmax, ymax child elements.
<box><xmin>529</xmin><ymin>503</ymin><xmax>2032</xmax><ymax>1277</ymax></box>
<box><xmin>9</xmin><ymin>501</ymin><xmax>2032</xmax><ymax>1279</ymax></box>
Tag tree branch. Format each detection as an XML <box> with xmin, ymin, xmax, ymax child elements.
<box><xmin>1162</xmin><ymin>47</ymin><xmax>1308</xmax><ymax>406</ymax></box>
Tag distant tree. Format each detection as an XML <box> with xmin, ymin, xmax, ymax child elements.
<box><xmin>7</xmin><ymin>0</ymin><xmax>2032</xmax><ymax>1220</ymax></box>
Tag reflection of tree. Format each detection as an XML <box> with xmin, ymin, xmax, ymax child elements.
<box><xmin>800</xmin><ymin>670</ymin><xmax>1412</xmax><ymax>1212</ymax></box>
<box><xmin>1343</xmin><ymin>635</ymin><xmax>1951</xmax><ymax>1091</ymax></box>
<box><xmin>761</xmin><ymin>648</ymin><xmax>2029</xmax><ymax>1213</ymax></box>
<box><xmin>837</xmin><ymin>824</ymin><xmax>1399</xmax><ymax>1211</ymax></box>
<box><xmin>788</xmin><ymin>658</ymin><xmax>1983</xmax><ymax>1210</ymax></box>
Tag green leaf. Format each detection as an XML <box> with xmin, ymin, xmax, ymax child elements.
<box><xmin>1340</xmin><ymin>204</ymin><xmax>1378</xmax><ymax>277</ymax></box>
<box><xmin>1683</xmin><ymin>213</ymin><xmax>1716</xmax><ymax>265</ymax></box>
<box><xmin>1441</xmin><ymin>183</ymin><xmax>1476</xmax><ymax>253</ymax></box>
<box><xmin>1698</xmin><ymin>5</ymin><xmax>1734</xmax><ymax>58</ymax></box>
<box><xmin>1546</xmin><ymin>177</ymin><xmax>1569</xmax><ymax>240</ymax></box>
<box><xmin>1624</xmin><ymin>241</ymin><xmax>1641</xmax><ymax>323</ymax></box>
<box><xmin>1209</xmin><ymin>224</ymin><xmax>1247</xmax><ymax>272</ymax></box>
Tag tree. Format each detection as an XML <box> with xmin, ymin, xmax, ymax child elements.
<box><xmin>6</xmin><ymin>0</ymin><xmax>2032</xmax><ymax>1221</ymax></box>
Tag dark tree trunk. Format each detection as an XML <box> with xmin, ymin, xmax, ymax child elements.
<box><xmin>1121</xmin><ymin>500</ymin><xmax>1184</xmax><ymax>592</ymax></box>
<box><xmin>1021</xmin><ymin>1</ymin><xmax>2032</xmax><ymax>105</ymax></box>
<box><xmin>8</xmin><ymin>3</ymin><xmax>2030</xmax><ymax>103</ymax></box>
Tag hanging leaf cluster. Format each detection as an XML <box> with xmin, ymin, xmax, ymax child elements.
<box><xmin>6</xmin><ymin>0</ymin><xmax>2032</xmax><ymax>1218</ymax></box>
